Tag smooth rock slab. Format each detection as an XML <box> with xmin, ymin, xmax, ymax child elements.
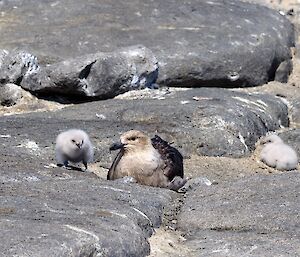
<box><xmin>182</xmin><ymin>230</ymin><xmax>300</xmax><ymax>257</ymax></box>
<box><xmin>177</xmin><ymin>172</ymin><xmax>300</xmax><ymax>256</ymax></box>
<box><xmin>0</xmin><ymin>0</ymin><xmax>294</xmax><ymax>88</ymax></box>
<box><xmin>0</xmin><ymin>175</ymin><xmax>176</xmax><ymax>257</ymax></box>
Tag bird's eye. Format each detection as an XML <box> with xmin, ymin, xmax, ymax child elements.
<box><xmin>82</xmin><ymin>140</ymin><xmax>84</xmax><ymax>144</ymax></box>
<box><xmin>71</xmin><ymin>139</ymin><xmax>75</xmax><ymax>143</ymax></box>
<box><xmin>129</xmin><ymin>136</ymin><xmax>137</xmax><ymax>141</ymax></box>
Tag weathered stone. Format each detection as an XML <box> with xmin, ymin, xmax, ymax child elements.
<box><xmin>177</xmin><ymin>172</ymin><xmax>300</xmax><ymax>256</ymax></box>
<box><xmin>274</xmin><ymin>59</ymin><xmax>293</xmax><ymax>83</ymax></box>
<box><xmin>20</xmin><ymin>45</ymin><xmax>158</xmax><ymax>98</ymax></box>
<box><xmin>0</xmin><ymin>86</ymin><xmax>293</xmax><ymax>255</ymax></box>
<box><xmin>0</xmin><ymin>83</ymin><xmax>23</xmax><ymax>106</ymax></box>
<box><xmin>0</xmin><ymin>166</ymin><xmax>176</xmax><ymax>256</ymax></box>
<box><xmin>0</xmin><ymin>88</ymin><xmax>288</xmax><ymax>160</ymax></box>
<box><xmin>278</xmin><ymin>128</ymin><xmax>300</xmax><ymax>156</ymax></box>
<box><xmin>111</xmin><ymin>88</ymin><xmax>288</xmax><ymax>158</ymax></box>
<box><xmin>182</xmin><ymin>229</ymin><xmax>300</xmax><ymax>257</ymax></box>
<box><xmin>0</xmin><ymin>0</ymin><xmax>294</xmax><ymax>88</ymax></box>
<box><xmin>0</xmin><ymin>50</ymin><xmax>39</xmax><ymax>85</ymax></box>
<box><xmin>0</xmin><ymin>102</ymin><xmax>176</xmax><ymax>256</ymax></box>
<box><xmin>290</xmin><ymin>100</ymin><xmax>300</xmax><ymax>126</ymax></box>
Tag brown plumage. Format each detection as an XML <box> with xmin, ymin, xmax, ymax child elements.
<box><xmin>108</xmin><ymin>130</ymin><xmax>186</xmax><ymax>191</ymax></box>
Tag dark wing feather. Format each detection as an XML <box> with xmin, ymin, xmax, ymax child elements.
<box><xmin>107</xmin><ymin>149</ymin><xmax>124</xmax><ymax>180</ymax></box>
<box><xmin>151</xmin><ymin>135</ymin><xmax>184</xmax><ymax>180</ymax></box>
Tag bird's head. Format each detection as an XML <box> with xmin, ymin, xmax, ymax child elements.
<box><xmin>68</xmin><ymin>133</ymin><xmax>84</xmax><ymax>151</ymax></box>
<box><xmin>110</xmin><ymin>130</ymin><xmax>152</xmax><ymax>153</ymax></box>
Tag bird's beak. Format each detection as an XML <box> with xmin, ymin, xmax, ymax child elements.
<box><xmin>76</xmin><ymin>143</ymin><xmax>81</xmax><ymax>149</ymax></box>
<box><xmin>109</xmin><ymin>142</ymin><xmax>125</xmax><ymax>151</ymax></box>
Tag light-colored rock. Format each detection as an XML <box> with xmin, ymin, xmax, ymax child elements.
<box><xmin>0</xmin><ymin>83</ymin><xmax>23</xmax><ymax>106</ymax></box>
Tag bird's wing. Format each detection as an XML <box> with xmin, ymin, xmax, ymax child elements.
<box><xmin>107</xmin><ymin>149</ymin><xmax>124</xmax><ymax>180</ymax></box>
<box><xmin>151</xmin><ymin>135</ymin><xmax>184</xmax><ymax>181</ymax></box>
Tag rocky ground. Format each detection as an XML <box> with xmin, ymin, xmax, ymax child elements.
<box><xmin>0</xmin><ymin>0</ymin><xmax>300</xmax><ymax>256</ymax></box>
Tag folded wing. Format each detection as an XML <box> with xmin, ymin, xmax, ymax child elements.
<box><xmin>151</xmin><ymin>135</ymin><xmax>184</xmax><ymax>181</ymax></box>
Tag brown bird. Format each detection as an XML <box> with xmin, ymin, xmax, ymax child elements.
<box><xmin>108</xmin><ymin>130</ymin><xmax>186</xmax><ymax>191</ymax></box>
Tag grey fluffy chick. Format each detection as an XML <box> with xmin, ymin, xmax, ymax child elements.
<box><xmin>260</xmin><ymin>134</ymin><xmax>298</xmax><ymax>170</ymax></box>
<box><xmin>55</xmin><ymin>129</ymin><xmax>94</xmax><ymax>170</ymax></box>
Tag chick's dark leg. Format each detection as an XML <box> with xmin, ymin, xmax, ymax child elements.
<box><xmin>57</xmin><ymin>160</ymin><xmax>71</xmax><ymax>169</ymax></box>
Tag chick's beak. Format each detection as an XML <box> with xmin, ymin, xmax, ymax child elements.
<box><xmin>109</xmin><ymin>142</ymin><xmax>125</xmax><ymax>151</ymax></box>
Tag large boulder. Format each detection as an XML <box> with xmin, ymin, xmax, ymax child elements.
<box><xmin>20</xmin><ymin>45</ymin><xmax>158</xmax><ymax>98</ymax></box>
<box><xmin>0</xmin><ymin>0</ymin><xmax>294</xmax><ymax>88</ymax></box>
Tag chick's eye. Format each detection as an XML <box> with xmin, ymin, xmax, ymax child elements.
<box><xmin>129</xmin><ymin>136</ymin><xmax>137</xmax><ymax>141</ymax></box>
<box><xmin>71</xmin><ymin>139</ymin><xmax>75</xmax><ymax>143</ymax></box>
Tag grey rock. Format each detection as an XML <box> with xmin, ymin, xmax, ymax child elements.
<box><xmin>178</xmin><ymin>177</ymin><xmax>213</xmax><ymax>193</ymax></box>
<box><xmin>0</xmin><ymin>83</ymin><xmax>23</xmax><ymax>106</ymax></box>
<box><xmin>20</xmin><ymin>45</ymin><xmax>158</xmax><ymax>98</ymax></box>
<box><xmin>0</xmin><ymin>0</ymin><xmax>294</xmax><ymax>88</ymax></box>
<box><xmin>0</xmin><ymin>169</ymin><xmax>176</xmax><ymax>257</ymax></box>
<box><xmin>278</xmin><ymin>128</ymin><xmax>300</xmax><ymax>157</ymax></box>
<box><xmin>274</xmin><ymin>59</ymin><xmax>293</xmax><ymax>83</ymax></box>
<box><xmin>0</xmin><ymin>86</ymin><xmax>292</xmax><ymax>255</ymax></box>
<box><xmin>0</xmin><ymin>50</ymin><xmax>39</xmax><ymax>85</ymax></box>
<box><xmin>177</xmin><ymin>172</ymin><xmax>300</xmax><ymax>256</ymax></box>
<box><xmin>115</xmin><ymin>176</ymin><xmax>138</xmax><ymax>184</ymax></box>
<box><xmin>182</xmin><ymin>230</ymin><xmax>300</xmax><ymax>257</ymax></box>
<box><xmin>291</xmin><ymin>100</ymin><xmax>300</xmax><ymax>125</ymax></box>
<box><xmin>0</xmin><ymin>88</ymin><xmax>288</xmax><ymax>160</ymax></box>
<box><xmin>0</xmin><ymin>105</ymin><xmax>177</xmax><ymax>256</ymax></box>
<box><xmin>112</xmin><ymin>88</ymin><xmax>287</xmax><ymax>157</ymax></box>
